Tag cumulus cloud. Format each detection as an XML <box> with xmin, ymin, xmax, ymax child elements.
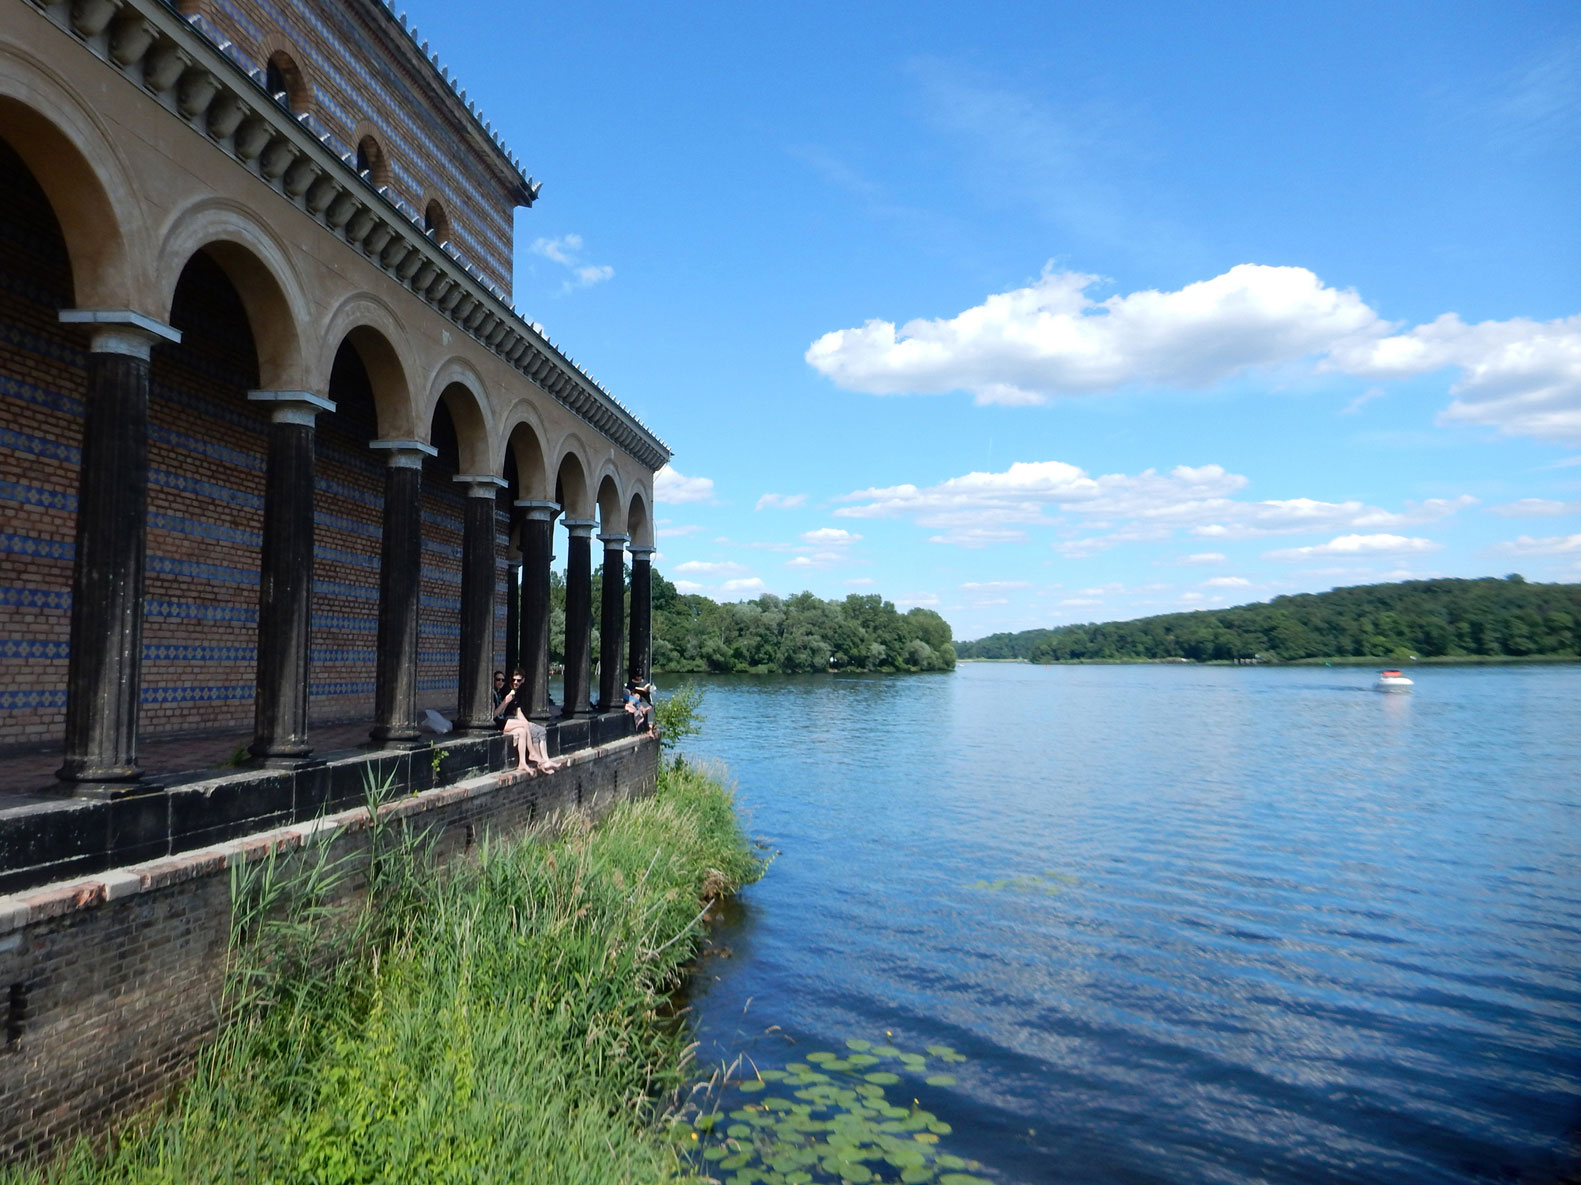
<box><xmin>720</xmin><ymin>577</ymin><xmax>769</xmax><ymax>595</ymax></box>
<box><xmin>673</xmin><ymin>560</ymin><xmax>749</xmax><ymax>577</ymax></box>
<box><xmin>786</xmin><ymin>552</ymin><xmax>845</xmax><ymax>570</ymax></box>
<box><xmin>833</xmin><ymin>457</ymin><xmax>1474</xmax><ymax>549</ymax></box>
<box><xmin>962</xmin><ymin>580</ymin><xmax>1030</xmax><ymax>591</ymax></box>
<box><xmin>807</xmin><ymin>264</ymin><xmax>1384</xmax><ymax>405</ymax></box>
<box><xmin>1488</xmin><ymin>498</ymin><xmax>1581</xmax><ymax>517</ymax></box>
<box><xmin>807</xmin><ymin>261</ymin><xmax>1581</xmax><ymax>446</ymax></box>
<box><xmin>756</xmin><ymin>493</ymin><xmax>807</xmax><ymax>511</ymax></box>
<box><xmin>1202</xmin><ymin>576</ymin><xmax>1253</xmax><ymax>588</ymax></box>
<box><xmin>1495</xmin><ymin>532</ymin><xmax>1581</xmax><ymax>556</ymax></box>
<box><xmin>672</xmin><ymin>579</ymin><xmax>706</xmax><ymax>594</ymax></box>
<box><xmin>801</xmin><ymin>527</ymin><xmax>862</xmax><ymax>546</ymax></box>
<box><xmin>1264</xmin><ymin>533</ymin><xmax>1443</xmax><ymax>562</ymax></box>
<box><xmin>530</xmin><ymin>233</ymin><xmax>613</xmax><ymax>289</ymax></box>
<box><xmin>655</xmin><ymin>465</ymin><xmax>716</xmax><ymax>506</ymax></box>
<box><xmin>1330</xmin><ymin>313</ymin><xmax>1581</xmax><ymax>444</ymax></box>
<box><xmin>1177</xmin><ymin>552</ymin><xmax>1228</xmax><ymax>565</ymax></box>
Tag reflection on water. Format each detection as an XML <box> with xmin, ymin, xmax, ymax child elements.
<box><xmin>680</xmin><ymin>663</ymin><xmax>1581</xmax><ymax>1185</ymax></box>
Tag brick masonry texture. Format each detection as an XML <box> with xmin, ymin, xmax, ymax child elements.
<box><xmin>0</xmin><ymin>141</ymin><xmax>85</xmax><ymax>749</ymax></box>
<box><xmin>0</xmin><ymin>732</ymin><xmax>660</xmax><ymax>1163</ymax></box>
<box><xmin>182</xmin><ymin>0</ymin><xmax>519</xmax><ymax>297</ymax></box>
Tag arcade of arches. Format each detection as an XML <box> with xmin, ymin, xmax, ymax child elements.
<box><xmin>0</xmin><ymin>99</ymin><xmax>662</xmax><ymax>787</ymax></box>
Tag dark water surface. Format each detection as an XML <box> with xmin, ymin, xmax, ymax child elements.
<box><xmin>678</xmin><ymin>662</ymin><xmax>1581</xmax><ymax>1185</ymax></box>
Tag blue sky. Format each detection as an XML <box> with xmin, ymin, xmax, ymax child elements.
<box><xmin>399</xmin><ymin>0</ymin><xmax>1580</xmax><ymax>641</ymax></box>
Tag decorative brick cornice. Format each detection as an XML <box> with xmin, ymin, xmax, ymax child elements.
<box><xmin>23</xmin><ymin>0</ymin><xmax>672</xmax><ymax>473</ymax></box>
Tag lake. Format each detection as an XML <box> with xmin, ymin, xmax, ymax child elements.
<box><xmin>675</xmin><ymin>661</ymin><xmax>1581</xmax><ymax>1185</ymax></box>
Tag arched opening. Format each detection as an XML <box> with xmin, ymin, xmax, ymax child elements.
<box><xmin>265</xmin><ymin>51</ymin><xmax>309</xmax><ymax>114</ymax></box>
<box><xmin>145</xmin><ymin>249</ymin><xmax>271</xmax><ymax>736</ymax></box>
<box><xmin>310</xmin><ymin>339</ymin><xmax>387</xmax><ymax>726</ymax></box>
<box><xmin>626</xmin><ymin>490</ymin><xmax>653</xmax><ymax>548</ymax></box>
<box><xmin>0</xmin><ymin>135</ymin><xmax>83</xmax><ymax>747</ymax></box>
<box><xmin>355</xmin><ymin>134</ymin><xmax>390</xmax><ymax>188</ymax></box>
<box><xmin>424</xmin><ymin>199</ymin><xmax>450</xmax><ymax>245</ymax></box>
<box><xmin>502</xmin><ymin>422</ymin><xmax>549</xmax><ymax>680</ymax></box>
<box><xmin>418</xmin><ymin>395</ymin><xmax>467</xmax><ymax>717</ymax></box>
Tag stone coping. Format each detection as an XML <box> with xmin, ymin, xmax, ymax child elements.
<box><xmin>0</xmin><ymin>730</ymin><xmax>649</xmax><ymax>937</ymax></box>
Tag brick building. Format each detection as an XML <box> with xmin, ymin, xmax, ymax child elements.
<box><xmin>1</xmin><ymin>0</ymin><xmax>668</xmax><ymax>781</ymax></box>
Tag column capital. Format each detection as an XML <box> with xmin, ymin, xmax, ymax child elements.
<box><xmin>60</xmin><ymin>309</ymin><xmax>181</xmax><ymax>360</ymax></box>
<box><xmin>597</xmin><ymin>533</ymin><xmax>630</xmax><ymax>548</ymax></box>
<box><xmin>248</xmin><ymin>390</ymin><xmax>335</xmax><ymax>424</ymax></box>
<box><xmin>453</xmin><ymin>473</ymin><xmax>508</xmax><ymax>497</ymax></box>
<box><xmin>515</xmin><ymin>499</ymin><xmax>560</xmax><ymax>521</ymax></box>
<box><xmin>627</xmin><ymin>545</ymin><xmax>657</xmax><ymax>558</ymax></box>
<box><xmin>561</xmin><ymin>517</ymin><xmax>597</xmax><ymax>537</ymax></box>
<box><xmin>369</xmin><ymin>439</ymin><xmax>438</xmax><ymax>468</ymax></box>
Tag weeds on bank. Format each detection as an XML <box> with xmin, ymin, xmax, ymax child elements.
<box><xmin>11</xmin><ymin>762</ymin><xmax>761</xmax><ymax>1185</ymax></box>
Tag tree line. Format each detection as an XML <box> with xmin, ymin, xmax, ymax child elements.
<box><xmin>648</xmin><ymin>573</ymin><xmax>956</xmax><ymax>674</ymax></box>
<box><xmin>956</xmin><ymin>576</ymin><xmax>1581</xmax><ymax>664</ymax></box>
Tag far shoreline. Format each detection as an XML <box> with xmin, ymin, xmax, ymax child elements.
<box><xmin>956</xmin><ymin>654</ymin><xmax>1581</xmax><ymax>667</ymax></box>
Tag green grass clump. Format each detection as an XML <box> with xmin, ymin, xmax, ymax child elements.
<box><xmin>13</xmin><ymin>762</ymin><xmax>761</xmax><ymax>1185</ymax></box>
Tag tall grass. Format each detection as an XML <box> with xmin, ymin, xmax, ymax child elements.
<box><xmin>12</xmin><ymin>762</ymin><xmax>761</xmax><ymax>1185</ymax></box>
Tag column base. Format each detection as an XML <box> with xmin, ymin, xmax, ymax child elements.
<box><xmin>248</xmin><ymin>739</ymin><xmax>315</xmax><ymax>769</ymax></box>
<box><xmin>368</xmin><ymin>729</ymin><xmax>430</xmax><ymax>752</ymax></box>
<box><xmin>56</xmin><ymin>758</ymin><xmax>142</xmax><ymax>786</ymax></box>
<box><xmin>51</xmin><ymin>777</ymin><xmax>165</xmax><ymax>801</ymax></box>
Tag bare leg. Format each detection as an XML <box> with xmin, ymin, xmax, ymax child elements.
<box><xmin>504</xmin><ymin>719</ymin><xmax>530</xmax><ymax>770</ymax></box>
<box><xmin>526</xmin><ymin>725</ymin><xmax>559</xmax><ymax>772</ymax></box>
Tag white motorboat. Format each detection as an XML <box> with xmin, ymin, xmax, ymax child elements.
<box><xmin>1374</xmin><ymin>668</ymin><xmax>1414</xmax><ymax>693</ymax></box>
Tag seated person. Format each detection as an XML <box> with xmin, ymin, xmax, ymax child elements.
<box><xmin>624</xmin><ymin>679</ymin><xmax>657</xmax><ymax>737</ymax></box>
<box><xmin>497</xmin><ymin>671</ymin><xmax>560</xmax><ymax>774</ymax></box>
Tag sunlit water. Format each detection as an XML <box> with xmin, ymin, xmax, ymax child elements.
<box><xmin>678</xmin><ymin>662</ymin><xmax>1581</xmax><ymax>1184</ymax></box>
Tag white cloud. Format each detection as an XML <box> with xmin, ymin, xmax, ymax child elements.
<box><xmin>654</xmin><ymin>465</ymin><xmax>716</xmax><ymax>506</ymax></box>
<box><xmin>658</xmin><ymin>523</ymin><xmax>702</xmax><ymax>538</ymax></box>
<box><xmin>1177</xmin><ymin>552</ymin><xmax>1228</xmax><ymax>565</ymax></box>
<box><xmin>1265</xmin><ymin>533</ymin><xmax>1444</xmax><ymax>562</ymax></box>
<box><xmin>720</xmin><ymin>577</ymin><xmax>769</xmax><ymax>595</ymax></box>
<box><xmin>1330</xmin><ymin>312</ymin><xmax>1581</xmax><ymax>444</ymax></box>
<box><xmin>673</xmin><ymin>560</ymin><xmax>749</xmax><ymax>577</ymax></box>
<box><xmin>807</xmin><ymin>259</ymin><xmax>1581</xmax><ymax>447</ymax></box>
<box><xmin>895</xmin><ymin>592</ymin><xmax>941</xmax><ymax>607</ymax></box>
<box><xmin>845</xmin><ymin>577</ymin><xmax>876</xmax><ymax>587</ymax></box>
<box><xmin>961</xmin><ymin>580</ymin><xmax>1030</xmax><ymax>591</ymax></box>
<box><xmin>1495</xmin><ymin>532</ymin><xmax>1581</xmax><ymax>556</ymax></box>
<box><xmin>672</xmin><ymin>579</ymin><xmax>706</xmax><ymax>594</ymax></box>
<box><xmin>786</xmin><ymin>552</ymin><xmax>844</xmax><ymax>570</ymax></box>
<box><xmin>1059</xmin><ymin>597</ymin><xmax>1102</xmax><ymax>607</ymax></box>
<box><xmin>807</xmin><ymin>264</ymin><xmax>1384</xmax><ymax>405</ymax></box>
<box><xmin>833</xmin><ymin>457</ymin><xmax>1473</xmax><ymax>549</ymax></box>
<box><xmin>756</xmin><ymin>493</ymin><xmax>807</xmax><ymax>511</ymax></box>
<box><xmin>1488</xmin><ymin>498</ymin><xmax>1580</xmax><ymax>517</ymax></box>
<box><xmin>800</xmin><ymin>527</ymin><xmax>862</xmax><ymax>546</ymax></box>
<box><xmin>1202</xmin><ymin>576</ymin><xmax>1252</xmax><ymax>588</ymax></box>
<box><xmin>530</xmin><ymin>233</ymin><xmax>614</xmax><ymax>290</ymax></box>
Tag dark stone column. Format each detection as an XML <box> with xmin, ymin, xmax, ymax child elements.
<box><xmin>597</xmin><ymin>533</ymin><xmax>628</xmax><ymax>710</ymax></box>
<box><xmin>561</xmin><ymin>518</ymin><xmax>596</xmax><ymax>718</ymax></box>
<box><xmin>453</xmin><ymin>475</ymin><xmax>506</xmax><ymax>731</ymax></box>
<box><xmin>369</xmin><ymin>440</ymin><xmax>435</xmax><ymax>747</ymax></box>
<box><xmin>56</xmin><ymin>313</ymin><xmax>181</xmax><ymax>789</ymax></box>
<box><xmin>516</xmin><ymin>500</ymin><xmax>557</xmax><ymax>720</ymax></box>
<box><xmin>247</xmin><ymin>392</ymin><xmax>334</xmax><ymax>767</ymax></box>
<box><xmin>628</xmin><ymin>544</ymin><xmax>655</xmax><ymax>684</ymax></box>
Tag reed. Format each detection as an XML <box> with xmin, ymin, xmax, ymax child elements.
<box><xmin>10</xmin><ymin>762</ymin><xmax>760</xmax><ymax>1185</ymax></box>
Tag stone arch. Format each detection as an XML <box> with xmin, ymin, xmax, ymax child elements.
<box><xmin>318</xmin><ymin>295</ymin><xmax>417</xmax><ymax>438</ymax></box>
<box><xmin>421</xmin><ymin>359</ymin><xmax>493</xmax><ymax>474</ymax></box>
<box><xmin>626</xmin><ymin>488</ymin><xmax>653</xmax><ymax>547</ymax></box>
<box><xmin>553</xmin><ymin>437</ymin><xmax>593</xmax><ymax>519</ymax></box>
<box><xmin>502</xmin><ymin>411</ymin><xmax>550</xmax><ymax>502</ymax></box>
<box><xmin>0</xmin><ymin>55</ymin><xmax>145</xmax><ymax>310</ymax></box>
<box><xmin>423</xmin><ymin>197</ymin><xmax>451</xmax><ymax>245</ymax></box>
<box><xmin>595</xmin><ymin>472</ymin><xmax>623</xmax><ymax>532</ymax></box>
<box><xmin>265</xmin><ymin>48</ymin><xmax>312</xmax><ymax>115</ymax></box>
<box><xmin>154</xmin><ymin>198</ymin><xmax>309</xmax><ymax>390</ymax></box>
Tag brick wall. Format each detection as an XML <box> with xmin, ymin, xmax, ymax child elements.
<box><xmin>418</xmin><ymin>408</ymin><xmax>463</xmax><ymax>714</ymax></box>
<box><xmin>309</xmin><ymin>349</ymin><xmax>383</xmax><ymax>727</ymax></box>
<box><xmin>0</xmin><ymin>734</ymin><xmax>660</xmax><ymax>1163</ymax></box>
<box><xmin>143</xmin><ymin>253</ymin><xmax>268</xmax><ymax>737</ymax></box>
<box><xmin>182</xmin><ymin>0</ymin><xmax>518</xmax><ymax>297</ymax></box>
<box><xmin>0</xmin><ymin>140</ymin><xmax>85</xmax><ymax>752</ymax></box>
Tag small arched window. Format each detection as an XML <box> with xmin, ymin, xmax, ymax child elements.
<box><xmin>424</xmin><ymin>198</ymin><xmax>451</xmax><ymax>244</ymax></box>
<box><xmin>355</xmin><ymin>134</ymin><xmax>391</xmax><ymax>188</ymax></box>
<box><xmin>265</xmin><ymin>51</ymin><xmax>307</xmax><ymax>113</ymax></box>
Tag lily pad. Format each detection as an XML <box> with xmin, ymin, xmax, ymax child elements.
<box><xmin>863</xmin><ymin>1071</ymin><xmax>900</xmax><ymax>1085</ymax></box>
<box><xmin>925</xmin><ymin>1074</ymin><xmax>957</xmax><ymax>1086</ymax></box>
<box><xmin>845</xmin><ymin>1038</ymin><xmax>872</xmax><ymax>1051</ymax></box>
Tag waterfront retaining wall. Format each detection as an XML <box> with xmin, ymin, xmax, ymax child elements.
<box><xmin>0</xmin><ymin>730</ymin><xmax>660</xmax><ymax>1164</ymax></box>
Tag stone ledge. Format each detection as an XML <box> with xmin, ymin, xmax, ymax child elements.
<box><xmin>0</xmin><ymin>730</ymin><xmax>651</xmax><ymax>936</ymax></box>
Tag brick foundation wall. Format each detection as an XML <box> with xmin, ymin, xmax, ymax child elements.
<box><xmin>0</xmin><ymin>140</ymin><xmax>84</xmax><ymax>751</ymax></box>
<box><xmin>0</xmin><ymin>732</ymin><xmax>660</xmax><ymax>1164</ymax></box>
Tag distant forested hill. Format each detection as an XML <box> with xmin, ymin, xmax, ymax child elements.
<box><xmin>957</xmin><ymin>577</ymin><xmax>1581</xmax><ymax>663</ymax></box>
<box><xmin>650</xmin><ymin>573</ymin><xmax>955</xmax><ymax>674</ymax></box>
